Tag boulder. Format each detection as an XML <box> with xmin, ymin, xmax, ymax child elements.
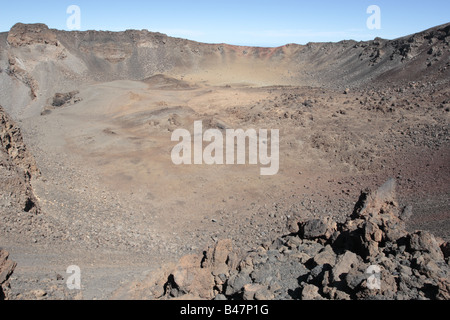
<box><xmin>171</xmin><ymin>254</ymin><xmax>215</xmax><ymax>300</ymax></box>
<box><xmin>243</xmin><ymin>283</ymin><xmax>265</xmax><ymax>300</ymax></box>
<box><xmin>313</xmin><ymin>245</ymin><xmax>337</xmax><ymax>267</ymax></box>
<box><xmin>408</xmin><ymin>231</ymin><xmax>444</xmax><ymax>261</ymax></box>
<box><xmin>332</xmin><ymin>251</ymin><xmax>359</xmax><ymax>283</ymax></box>
<box><xmin>202</xmin><ymin>239</ymin><xmax>233</xmax><ymax>276</ymax></box>
<box><xmin>302</xmin><ymin>284</ymin><xmax>322</xmax><ymax>300</ymax></box>
<box><xmin>254</xmin><ymin>289</ymin><xmax>275</xmax><ymax>300</ymax></box>
<box><xmin>225</xmin><ymin>273</ymin><xmax>252</xmax><ymax>296</ymax></box>
<box><xmin>302</xmin><ymin>217</ymin><xmax>337</xmax><ymax>241</ymax></box>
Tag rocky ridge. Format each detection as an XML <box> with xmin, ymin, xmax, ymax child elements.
<box><xmin>1</xmin><ymin>22</ymin><xmax>448</xmax><ymax>119</ymax></box>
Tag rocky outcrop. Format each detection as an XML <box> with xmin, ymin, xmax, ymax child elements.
<box><xmin>41</xmin><ymin>91</ymin><xmax>82</xmax><ymax>115</ymax></box>
<box><xmin>115</xmin><ymin>179</ymin><xmax>450</xmax><ymax>300</ymax></box>
<box><xmin>0</xmin><ymin>105</ymin><xmax>38</xmax><ymax>177</ymax></box>
<box><xmin>0</xmin><ymin>105</ymin><xmax>40</xmax><ymax>215</ymax></box>
<box><xmin>0</xmin><ymin>249</ymin><xmax>17</xmax><ymax>300</ymax></box>
<box><xmin>5</xmin><ymin>54</ymin><xmax>39</xmax><ymax>100</ymax></box>
<box><xmin>7</xmin><ymin>23</ymin><xmax>59</xmax><ymax>47</ymax></box>
<box><xmin>4</xmin><ymin>23</ymin><xmax>60</xmax><ymax>100</ymax></box>
<box><xmin>51</xmin><ymin>91</ymin><xmax>81</xmax><ymax>108</ymax></box>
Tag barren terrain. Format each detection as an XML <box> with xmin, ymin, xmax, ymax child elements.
<box><xmin>0</xmin><ymin>22</ymin><xmax>449</xmax><ymax>300</ymax></box>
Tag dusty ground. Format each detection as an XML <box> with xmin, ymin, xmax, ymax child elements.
<box><xmin>0</xmin><ymin>23</ymin><xmax>449</xmax><ymax>299</ymax></box>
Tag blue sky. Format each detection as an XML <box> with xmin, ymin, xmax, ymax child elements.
<box><xmin>0</xmin><ymin>0</ymin><xmax>449</xmax><ymax>47</ymax></box>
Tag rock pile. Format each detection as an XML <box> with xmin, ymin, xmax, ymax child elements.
<box><xmin>41</xmin><ymin>91</ymin><xmax>82</xmax><ymax>115</ymax></box>
<box><xmin>51</xmin><ymin>91</ymin><xmax>81</xmax><ymax>108</ymax></box>
<box><xmin>115</xmin><ymin>179</ymin><xmax>450</xmax><ymax>300</ymax></box>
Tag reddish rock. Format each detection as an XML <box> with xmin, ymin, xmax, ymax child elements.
<box><xmin>7</xmin><ymin>23</ymin><xmax>59</xmax><ymax>47</ymax></box>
